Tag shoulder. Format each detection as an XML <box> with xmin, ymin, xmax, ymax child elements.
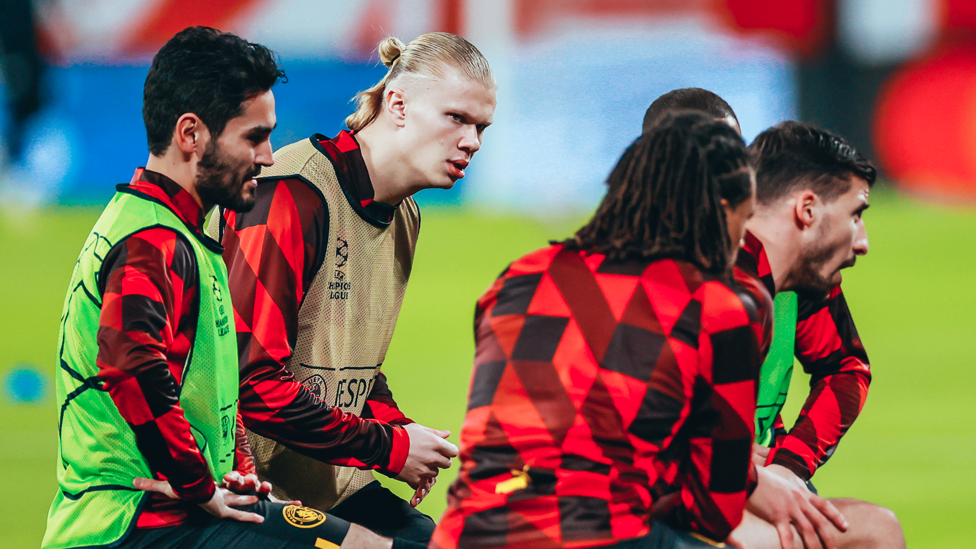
<box><xmin>100</xmin><ymin>227</ymin><xmax>197</xmax><ymax>292</ymax></box>
<box><xmin>507</xmin><ymin>244</ymin><xmax>566</xmax><ymax>277</ymax></box>
<box><xmin>266</xmin><ymin>137</ymin><xmax>320</xmax><ymax>175</ymax></box>
<box><xmin>658</xmin><ymin>261</ymin><xmax>753</xmax><ymax>336</ymax></box>
<box><xmin>396</xmin><ymin>196</ymin><xmax>421</xmax><ymax>235</ymax></box>
<box><xmin>229</xmin><ymin>174</ymin><xmax>327</xmax><ymax>234</ymax></box>
<box><xmin>477</xmin><ymin>244</ymin><xmax>565</xmax><ymax>312</ymax></box>
<box><xmin>254</xmin><ymin>174</ymin><xmax>327</xmax><ymax>208</ymax></box>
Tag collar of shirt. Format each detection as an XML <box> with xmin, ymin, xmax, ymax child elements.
<box><xmin>317</xmin><ymin>130</ymin><xmax>397</xmax><ymax>225</ymax></box>
<box><xmin>737</xmin><ymin>230</ymin><xmax>776</xmax><ymax>297</ymax></box>
<box><xmin>126</xmin><ymin>168</ymin><xmax>207</xmax><ymax>232</ymax></box>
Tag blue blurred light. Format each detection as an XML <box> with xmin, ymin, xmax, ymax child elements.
<box><xmin>3</xmin><ymin>363</ymin><xmax>48</xmax><ymax>404</ymax></box>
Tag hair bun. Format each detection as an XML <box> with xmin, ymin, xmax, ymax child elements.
<box><xmin>378</xmin><ymin>36</ymin><xmax>406</xmax><ymax>68</ymax></box>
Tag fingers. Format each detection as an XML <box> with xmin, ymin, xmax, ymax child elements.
<box><xmin>410</xmin><ymin>476</ymin><xmax>435</xmax><ymax>507</ymax></box>
<box><xmin>724</xmin><ymin>530</ymin><xmax>747</xmax><ymax>549</ymax></box>
<box><xmin>436</xmin><ymin>438</ymin><xmax>459</xmax><ymax>458</ymax></box>
<box><xmin>225</xmin><ymin>507</ymin><xmax>265</xmax><ymax>524</ymax></box>
<box><xmin>793</xmin><ymin>510</ymin><xmax>824</xmax><ymax>549</ymax></box>
<box><xmin>801</xmin><ymin>500</ymin><xmax>839</xmax><ymax>549</ymax></box>
<box><xmin>224</xmin><ymin>493</ymin><xmax>260</xmax><ymax>507</ymax></box>
<box><xmin>812</xmin><ymin>496</ymin><xmax>848</xmax><ymax>532</ymax></box>
<box><xmin>776</xmin><ymin>522</ymin><xmax>797</xmax><ymax>549</ymax></box>
<box><xmin>752</xmin><ymin>443</ymin><xmax>770</xmax><ymax>458</ymax></box>
<box><xmin>424</xmin><ymin>427</ymin><xmax>452</xmax><ymax>439</ymax></box>
<box><xmin>133</xmin><ymin>477</ymin><xmax>177</xmax><ymax>499</ymax></box>
<box><xmin>431</xmin><ymin>453</ymin><xmax>453</xmax><ymax>470</ymax></box>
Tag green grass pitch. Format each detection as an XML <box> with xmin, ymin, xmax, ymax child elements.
<box><xmin>1</xmin><ymin>188</ymin><xmax>974</xmax><ymax>547</ymax></box>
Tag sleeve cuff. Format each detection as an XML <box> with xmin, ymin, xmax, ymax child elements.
<box><xmin>171</xmin><ymin>473</ymin><xmax>216</xmax><ymax>504</ymax></box>
<box><xmin>383</xmin><ymin>424</ymin><xmax>410</xmax><ymax>477</ymax></box>
<box><xmin>746</xmin><ymin>464</ymin><xmax>759</xmax><ymax>497</ymax></box>
<box><xmin>767</xmin><ymin>446</ymin><xmax>814</xmax><ymax>481</ymax></box>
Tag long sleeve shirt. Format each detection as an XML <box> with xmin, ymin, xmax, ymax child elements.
<box><xmin>737</xmin><ymin>231</ymin><xmax>872</xmax><ymax>480</ymax></box>
<box><xmin>432</xmin><ymin>247</ymin><xmax>767</xmax><ymax>549</ymax></box>
<box><xmin>96</xmin><ymin>168</ymin><xmax>252</xmax><ymax>528</ymax></box>
<box><xmin>218</xmin><ymin>131</ymin><xmax>411</xmax><ymax>475</ymax></box>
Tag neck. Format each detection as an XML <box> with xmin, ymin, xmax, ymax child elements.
<box><xmin>745</xmin><ymin>209</ymin><xmax>800</xmax><ymax>293</ymax></box>
<box><xmin>354</xmin><ymin>123</ymin><xmax>416</xmax><ymax>206</ymax></box>
<box><xmin>144</xmin><ymin>153</ymin><xmax>212</xmax><ymax>212</ymax></box>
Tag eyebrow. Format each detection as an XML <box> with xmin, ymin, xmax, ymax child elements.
<box><xmin>452</xmin><ymin>108</ymin><xmax>492</xmax><ymax>127</ymax></box>
<box><xmin>248</xmin><ymin>123</ymin><xmax>277</xmax><ymax>134</ymax></box>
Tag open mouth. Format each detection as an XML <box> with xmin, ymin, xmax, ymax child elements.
<box><xmin>448</xmin><ymin>159</ymin><xmax>469</xmax><ymax>180</ymax></box>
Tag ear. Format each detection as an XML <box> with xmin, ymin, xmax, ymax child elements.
<box><xmin>720</xmin><ymin>197</ymin><xmax>732</xmax><ymax>216</ymax></box>
<box><xmin>173</xmin><ymin>113</ymin><xmax>209</xmax><ymax>157</ymax></box>
<box><xmin>793</xmin><ymin>190</ymin><xmax>818</xmax><ymax>230</ymax></box>
<box><xmin>384</xmin><ymin>87</ymin><xmax>407</xmax><ymax>128</ymax></box>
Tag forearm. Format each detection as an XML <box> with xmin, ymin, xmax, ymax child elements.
<box><xmin>239</xmin><ymin>369</ymin><xmax>410</xmax><ymax>474</ymax></box>
<box><xmin>768</xmin><ymin>367</ymin><xmax>870</xmax><ymax>478</ymax></box>
<box><xmin>361</xmin><ymin>370</ymin><xmax>413</xmax><ymax>425</ymax></box>
<box><xmin>96</xmin><ymin>230</ymin><xmax>214</xmax><ymax>502</ymax></box>
<box><xmin>98</xmin><ymin>349</ymin><xmax>215</xmax><ymax>502</ymax></box>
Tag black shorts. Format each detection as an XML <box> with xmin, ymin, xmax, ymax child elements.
<box><xmin>328</xmin><ymin>480</ymin><xmax>435</xmax><ymax>544</ymax></box>
<box><xmin>604</xmin><ymin>522</ymin><xmax>728</xmax><ymax>549</ymax></box>
<box><xmin>119</xmin><ymin>500</ymin><xmax>351</xmax><ymax>549</ymax></box>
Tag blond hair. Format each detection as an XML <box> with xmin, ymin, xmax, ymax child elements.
<box><xmin>345</xmin><ymin>32</ymin><xmax>495</xmax><ymax>132</ymax></box>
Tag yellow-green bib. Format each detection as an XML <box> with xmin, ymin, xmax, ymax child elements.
<box><xmin>44</xmin><ymin>186</ymin><xmax>238</xmax><ymax>549</ymax></box>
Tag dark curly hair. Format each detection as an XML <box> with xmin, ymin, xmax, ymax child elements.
<box><xmin>143</xmin><ymin>26</ymin><xmax>286</xmax><ymax>156</ymax></box>
<box><xmin>643</xmin><ymin>88</ymin><xmax>738</xmax><ymax>133</ymax></box>
<box><xmin>749</xmin><ymin>121</ymin><xmax>876</xmax><ymax>205</ymax></box>
<box><xmin>563</xmin><ymin>111</ymin><xmax>752</xmax><ymax>274</ymax></box>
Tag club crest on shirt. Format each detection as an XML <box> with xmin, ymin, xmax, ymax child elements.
<box><xmin>282</xmin><ymin>504</ymin><xmax>327</xmax><ymax>528</ymax></box>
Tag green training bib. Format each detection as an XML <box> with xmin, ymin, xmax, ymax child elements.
<box><xmin>43</xmin><ymin>187</ymin><xmax>238</xmax><ymax>549</ymax></box>
<box><xmin>755</xmin><ymin>291</ymin><xmax>798</xmax><ymax>447</ymax></box>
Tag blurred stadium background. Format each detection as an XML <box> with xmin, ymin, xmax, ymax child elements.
<box><xmin>2</xmin><ymin>0</ymin><xmax>975</xmax><ymax>547</ymax></box>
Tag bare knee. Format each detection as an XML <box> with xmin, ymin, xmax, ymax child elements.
<box><xmin>341</xmin><ymin>523</ymin><xmax>394</xmax><ymax>549</ymax></box>
<box><xmin>830</xmin><ymin>498</ymin><xmax>905</xmax><ymax>549</ymax></box>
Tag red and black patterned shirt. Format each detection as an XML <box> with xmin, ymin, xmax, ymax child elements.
<box><xmin>96</xmin><ymin>168</ymin><xmax>251</xmax><ymax>528</ymax></box>
<box><xmin>736</xmin><ymin>232</ymin><xmax>871</xmax><ymax>480</ymax></box>
<box><xmin>217</xmin><ymin>131</ymin><xmax>411</xmax><ymax>476</ymax></box>
<box><xmin>432</xmin><ymin>246</ymin><xmax>765</xmax><ymax>549</ymax></box>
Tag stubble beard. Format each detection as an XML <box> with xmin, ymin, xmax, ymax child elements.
<box><xmin>196</xmin><ymin>140</ymin><xmax>259</xmax><ymax>213</ymax></box>
<box><xmin>785</xmin><ymin>224</ymin><xmax>844</xmax><ymax>302</ymax></box>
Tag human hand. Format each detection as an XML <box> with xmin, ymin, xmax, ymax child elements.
<box><xmin>765</xmin><ymin>463</ymin><xmax>809</xmax><ymax>490</ymax></box>
<box><xmin>221</xmin><ymin>471</ymin><xmax>301</xmax><ymax>506</ymax></box>
<box><xmin>746</xmin><ymin>467</ymin><xmax>848</xmax><ymax>549</ymax></box>
<box><xmin>395</xmin><ymin>423</ymin><xmax>459</xmax><ymax>488</ymax></box>
<box><xmin>222</xmin><ymin>471</ymin><xmax>271</xmax><ymax>496</ymax></box>
<box><xmin>410</xmin><ymin>476</ymin><xmax>436</xmax><ymax>507</ymax></box>
<box><xmin>133</xmin><ymin>477</ymin><xmax>264</xmax><ymax>523</ymax></box>
<box><xmin>752</xmin><ymin>443</ymin><xmax>770</xmax><ymax>468</ymax></box>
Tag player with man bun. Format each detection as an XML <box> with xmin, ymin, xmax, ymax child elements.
<box><xmin>209</xmin><ymin>32</ymin><xmax>497</xmax><ymax>546</ymax></box>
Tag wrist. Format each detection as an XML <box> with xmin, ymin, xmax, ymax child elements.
<box><xmin>174</xmin><ymin>476</ymin><xmax>217</xmax><ymax>503</ymax></box>
<box><xmin>767</xmin><ymin>446</ymin><xmax>814</xmax><ymax>481</ymax></box>
<box><xmin>383</xmin><ymin>424</ymin><xmax>410</xmax><ymax>476</ymax></box>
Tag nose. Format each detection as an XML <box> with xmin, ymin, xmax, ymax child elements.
<box><xmin>458</xmin><ymin>124</ymin><xmax>481</xmax><ymax>155</ymax></box>
<box><xmin>256</xmin><ymin>139</ymin><xmax>274</xmax><ymax>167</ymax></box>
<box><xmin>853</xmin><ymin>221</ymin><xmax>869</xmax><ymax>256</ymax></box>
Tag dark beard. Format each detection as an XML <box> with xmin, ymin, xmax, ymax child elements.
<box><xmin>196</xmin><ymin>140</ymin><xmax>260</xmax><ymax>213</ymax></box>
<box><xmin>786</xmin><ymin>237</ymin><xmax>836</xmax><ymax>302</ymax></box>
